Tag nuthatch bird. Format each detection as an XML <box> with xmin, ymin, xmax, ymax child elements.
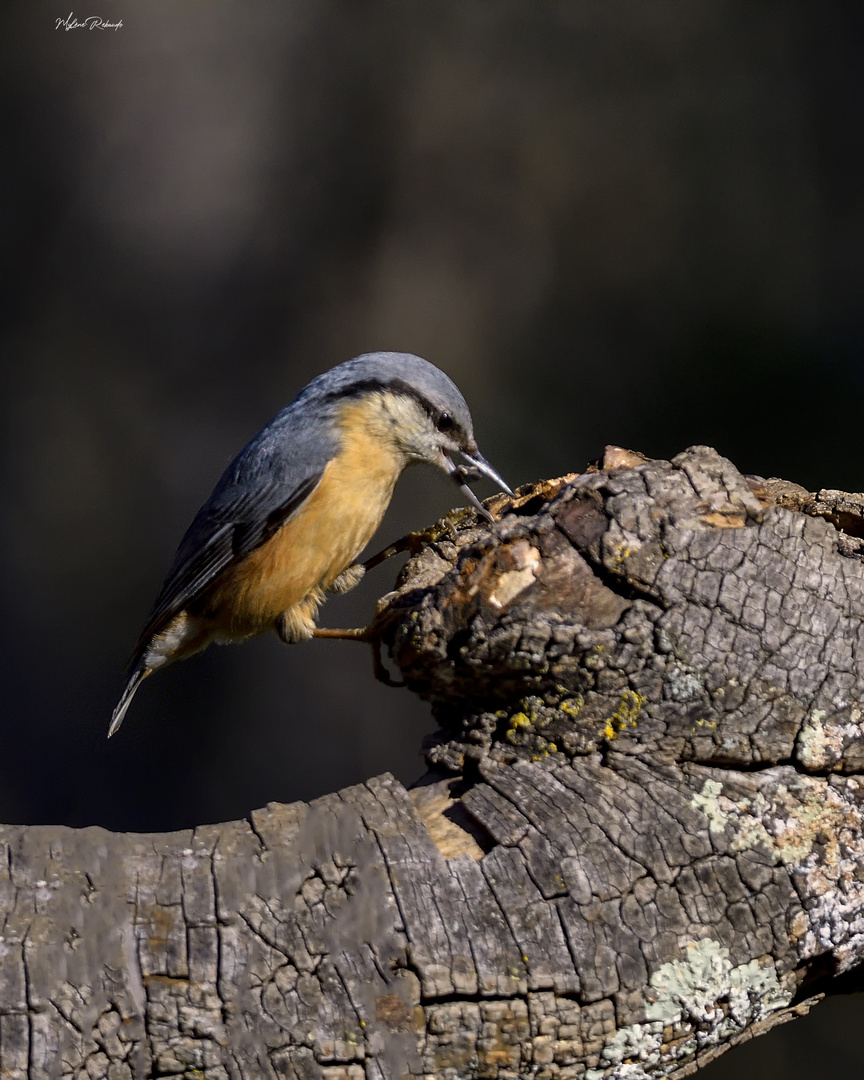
<box><xmin>109</xmin><ymin>352</ymin><xmax>512</xmax><ymax>735</ymax></box>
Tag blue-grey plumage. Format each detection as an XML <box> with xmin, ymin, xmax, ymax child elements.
<box><xmin>109</xmin><ymin>352</ymin><xmax>512</xmax><ymax>736</ymax></box>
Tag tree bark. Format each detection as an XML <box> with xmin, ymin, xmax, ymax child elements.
<box><xmin>4</xmin><ymin>446</ymin><xmax>864</xmax><ymax>1079</ymax></box>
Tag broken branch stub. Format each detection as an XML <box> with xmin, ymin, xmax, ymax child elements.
<box><xmin>2</xmin><ymin>445</ymin><xmax>864</xmax><ymax>1079</ymax></box>
<box><xmin>372</xmin><ymin>444</ymin><xmax>864</xmax><ymax>1071</ymax></box>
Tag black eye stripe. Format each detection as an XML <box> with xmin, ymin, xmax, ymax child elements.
<box><xmin>322</xmin><ymin>378</ymin><xmax>464</xmax><ymax>437</ymax></box>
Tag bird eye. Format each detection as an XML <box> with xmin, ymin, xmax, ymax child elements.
<box><xmin>436</xmin><ymin>412</ymin><xmax>454</xmax><ymax>433</ymax></box>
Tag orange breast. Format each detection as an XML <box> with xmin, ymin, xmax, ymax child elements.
<box><xmin>201</xmin><ymin>400</ymin><xmax>404</xmax><ymax>635</ymax></box>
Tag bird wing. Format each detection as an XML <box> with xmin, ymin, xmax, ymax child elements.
<box><xmin>131</xmin><ymin>472</ymin><xmax>323</xmax><ymax>665</ymax></box>
<box><xmin>130</xmin><ymin>412</ymin><xmax>337</xmax><ymax>667</ymax></box>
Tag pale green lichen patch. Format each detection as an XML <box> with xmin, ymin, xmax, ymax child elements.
<box><xmin>683</xmin><ymin>771</ymin><xmax>864</xmax><ymax>967</ymax></box>
<box><xmin>584</xmin><ymin>940</ymin><xmax>791</xmax><ymax>1080</ymax></box>
<box><xmin>689</xmin><ymin>780</ymin><xmax>729</xmax><ymax>835</ymax></box>
<box><xmin>797</xmin><ymin>705</ymin><xmax>863</xmax><ymax>772</ymax></box>
<box><xmin>665</xmin><ymin>664</ymin><xmax>704</xmax><ymax>703</ymax></box>
<box><xmin>644</xmin><ymin>940</ymin><xmax>788</xmax><ymax>1024</ymax></box>
<box><xmin>690</xmin><ymin>766</ymin><xmax>864</xmax><ymax>976</ymax></box>
<box><xmin>798</xmin><ymin>709</ymin><xmax>828</xmax><ymax>770</ymax></box>
<box><xmin>727</xmin><ymin>792</ymin><xmax>774</xmax><ymax>855</ymax></box>
<box><xmin>689</xmin><ymin>775</ymin><xmax>855</xmax><ymax>865</ymax></box>
<box><xmin>728</xmin><ymin>781</ymin><xmax>847</xmax><ymax>865</ymax></box>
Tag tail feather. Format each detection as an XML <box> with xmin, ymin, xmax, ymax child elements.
<box><xmin>108</xmin><ymin>667</ymin><xmax>151</xmax><ymax>737</ymax></box>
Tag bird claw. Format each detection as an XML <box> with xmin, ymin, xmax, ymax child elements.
<box><xmin>371</xmin><ymin>640</ymin><xmax>405</xmax><ymax>687</ymax></box>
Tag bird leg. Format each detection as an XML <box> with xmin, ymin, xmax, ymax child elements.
<box><xmin>327</xmin><ymin>563</ymin><xmax>367</xmax><ymax>594</ymax></box>
<box><xmin>325</xmin><ymin>518</ymin><xmax>454</xmax><ymax>605</ymax></box>
<box><xmin>313</xmin><ymin>517</ymin><xmax>473</xmax><ymax>680</ymax></box>
<box><xmin>360</xmin><ymin>512</ymin><xmax>468</xmax><ymax>574</ymax></box>
<box><xmin>312</xmin><ymin>626</ymin><xmax>373</xmax><ymax>642</ymax></box>
<box><xmin>312</xmin><ymin>625</ymin><xmax>404</xmax><ymax>686</ymax></box>
<box><xmin>276</xmin><ymin>604</ymin><xmax>318</xmax><ymax>644</ymax></box>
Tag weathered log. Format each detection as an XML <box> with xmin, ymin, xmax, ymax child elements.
<box><xmin>3</xmin><ymin>446</ymin><xmax>864</xmax><ymax>1079</ymax></box>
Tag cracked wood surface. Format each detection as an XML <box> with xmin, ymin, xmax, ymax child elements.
<box><xmin>4</xmin><ymin>446</ymin><xmax>864</xmax><ymax>1079</ymax></box>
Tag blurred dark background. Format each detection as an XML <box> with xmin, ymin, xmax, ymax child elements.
<box><xmin>3</xmin><ymin>2</ymin><xmax>864</xmax><ymax>1073</ymax></box>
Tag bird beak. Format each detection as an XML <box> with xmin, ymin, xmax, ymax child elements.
<box><xmin>460</xmin><ymin>451</ymin><xmax>514</xmax><ymax>496</ymax></box>
<box><xmin>444</xmin><ymin>450</ymin><xmax>514</xmax><ymax>523</ymax></box>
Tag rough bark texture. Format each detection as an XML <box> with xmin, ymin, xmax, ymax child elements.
<box><xmin>4</xmin><ymin>446</ymin><xmax>864</xmax><ymax>1079</ymax></box>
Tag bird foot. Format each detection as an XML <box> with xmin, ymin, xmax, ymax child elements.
<box><xmin>313</xmin><ymin>626</ymin><xmax>404</xmax><ymax>686</ymax></box>
<box><xmin>361</xmin><ymin>514</ymin><xmax>467</xmax><ymax>573</ymax></box>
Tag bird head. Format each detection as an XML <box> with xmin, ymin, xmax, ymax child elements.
<box><xmin>309</xmin><ymin>352</ymin><xmax>513</xmax><ymax>520</ymax></box>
